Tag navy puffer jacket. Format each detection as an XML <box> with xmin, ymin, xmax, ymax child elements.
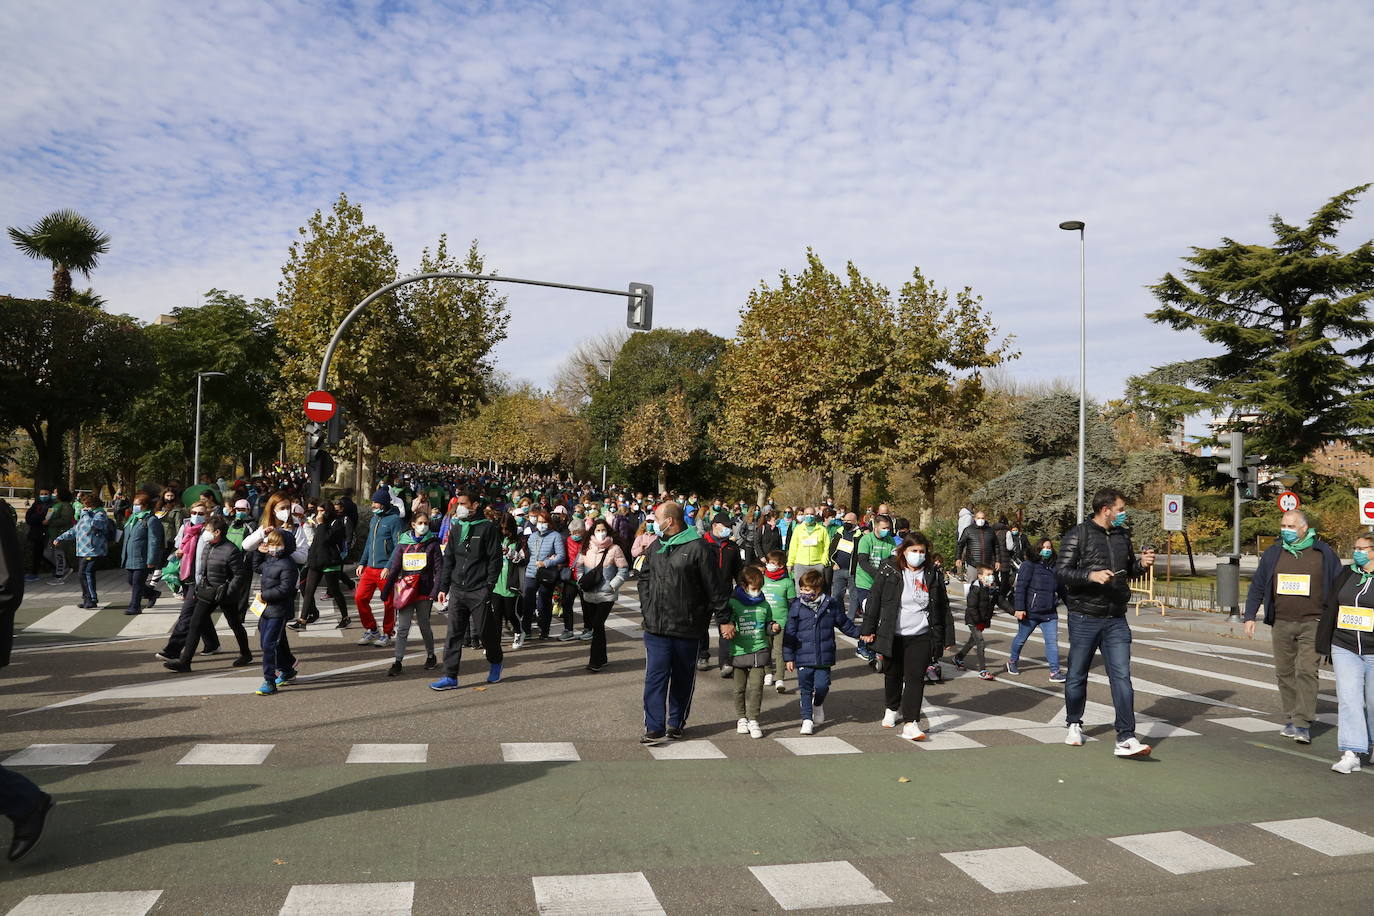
<box><xmin>1014</xmin><ymin>558</ymin><xmax>1066</xmax><ymax>622</ymax></box>
<box><xmin>783</xmin><ymin>594</ymin><xmax>861</xmax><ymax>667</ymax></box>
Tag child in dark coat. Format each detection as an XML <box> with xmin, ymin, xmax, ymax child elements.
<box><xmin>253</xmin><ymin>529</ymin><xmax>299</xmax><ymax>695</ymax></box>
<box><xmin>955</xmin><ymin>565</ymin><xmax>1013</xmax><ymax>679</ymax></box>
<box><xmin>783</xmin><ymin>569</ymin><xmax>861</xmax><ymax>734</ymax></box>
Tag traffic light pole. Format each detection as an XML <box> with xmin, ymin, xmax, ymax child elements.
<box><xmin>307</xmin><ymin>272</ymin><xmax>653</xmax><ymax>498</ymax></box>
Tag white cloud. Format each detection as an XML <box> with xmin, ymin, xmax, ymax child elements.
<box><xmin>1</xmin><ymin>0</ymin><xmax>1370</xmax><ymax>400</ymax></box>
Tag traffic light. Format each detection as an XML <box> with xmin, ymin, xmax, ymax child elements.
<box><xmin>627</xmin><ymin>282</ymin><xmax>653</xmax><ymax>331</ymax></box>
<box><xmin>1215</xmin><ymin>430</ymin><xmax>1244</xmax><ymax>478</ymax></box>
<box><xmin>326</xmin><ymin>405</ymin><xmax>343</xmax><ymax>446</ymax></box>
<box><xmin>1237</xmin><ymin>465</ymin><xmax>1257</xmax><ymax>501</ymax></box>
<box><xmin>305</xmin><ymin>422</ymin><xmax>335</xmax><ymax>483</ymax></box>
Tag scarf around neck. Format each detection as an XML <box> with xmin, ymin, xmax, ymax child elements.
<box><xmin>1281</xmin><ymin>530</ymin><xmax>1316</xmax><ymax>557</ymax></box>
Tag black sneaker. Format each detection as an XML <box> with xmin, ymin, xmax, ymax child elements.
<box><xmin>7</xmin><ymin>793</ymin><xmax>54</xmax><ymax>862</ymax></box>
<box><xmin>953</xmin><ymin>656</ymin><xmax>967</xmax><ymax>671</ymax></box>
<box><xmin>387</xmin><ymin>661</ymin><xmax>403</xmax><ymax>677</ymax></box>
<box><xmin>585</xmin><ymin>663</ymin><xmax>605</xmax><ymax>672</ymax></box>
<box><xmin>232</xmin><ymin>654</ymin><xmax>253</xmax><ymax>667</ymax></box>
<box><xmin>200</xmin><ymin>647</ymin><xmax>222</xmax><ymax>656</ymax></box>
<box><xmin>695</xmin><ymin>658</ymin><xmax>712</xmax><ymax>671</ymax></box>
<box><xmin>424</xmin><ymin>654</ymin><xmax>438</xmax><ymax>670</ymax></box>
<box><xmin>666</xmin><ymin>726</ymin><xmax>685</xmax><ymax>740</ymax></box>
<box><xmin>640</xmin><ymin>731</ymin><xmax>666</xmax><ymax>744</ymax></box>
<box><xmin>154</xmin><ymin>652</ymin><xmax>175</xmax><ymax>662</ymax></box>
<box><xmin>163</xmin><ymin>660</ymin><xmax>191</xmax><ymax>673</ymax></box>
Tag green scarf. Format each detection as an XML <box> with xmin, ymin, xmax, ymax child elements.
<box><xmin>1281</xmin><ymin>529</ymin><xmax>1316</xmax><ymax>557</ymax></box>
<box><xmin>126</xmin><ymin>509</ymin><xmax>151</xmax><ymax>527</ymax></box>
<box><xmin>656</xmin><ymin>526</ymin><xmax>702</xmax><ymax>553</ymax></box>
<box><xmin>1353</xmin><ymin>563</ymin><xmax>1374</xmax><ymax>586</ymax></box>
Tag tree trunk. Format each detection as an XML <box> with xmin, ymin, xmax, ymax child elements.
<box><xmin>26</xmin><ymin>422</ymin><xmax>66</xmax><ymax>490</ymax></box>
<box><xmin>67</xmin><ymin>422</ymin><xmax>80</xmax><ymax>493</ymax></box>
<box><xmin>848</xmin><ymin>472</ymin><xmax>862</xmax><ymax>512</ymax></box>
<box><xmin>656</xmin><ymin>462</ymin><xmax>667</xmax><ymax>494</ymax></box>
<box><xmin>756</xmin><ymin>472</ymin><xmax>774</xmax><ymax>507</ymax></box>
<box><xmin>52</xmin><ymin>264</ymin><xmax>72</xmax><ymax>303</ymax></box>
<box><xmin>918</xmin><ymin>475</ymin><xmax>937</xmax><ymax>530</ymax></box>
<box><xmin>820</xmin><ymin>467</ymin><xmax>834</xmax><ymax>503</ymax></box>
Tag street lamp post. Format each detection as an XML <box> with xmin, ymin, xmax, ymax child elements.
<box><xmin>193</xmin><ymin>371</ymin><xmax>227</xmax><ymax>486</ymax></box>
<box><xmin>1059</xmin><ymin>220</ymin><xmax>1086</xmax><ymax>523</ymax></box>
<box><xmin>599</xmin><ymin>359</ymin><xmax>613</xmax><ymax>492</ymax></box>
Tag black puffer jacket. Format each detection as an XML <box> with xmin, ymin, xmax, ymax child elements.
<box><xmin>256</xmin><ymin>553</ymin><xmax>299</xmax><ymax>619</ymax></box>
<box><xmin>860</xmin><ymin>557</ymin><xmax>950</xmax><ymax>658</ymax></box>
<box><xmin>195</xmin><ymin>538</ymin><xmax>245</xmax><ymax>605</ymax></box>
<box><xmin>1055</xmin><ymin>519</ymin><xmax>1145</xmax><ymax>617</ymax></box>
<box><xmin>957</xmin><ymin>524</ymin><xmax>1005</xmax><ymax>569</ymax></box>
<box><xmin>756</xmin><ymin>524</ymin><xmax>783</xmax><ymax>560</ymax></box>
<box><xmin>441</xmin><ymin>517</ymin><xmax>502</xmax><ymax>593</ymax></box>
<box><xmin>306</xmin><ymin>518</ymin><xmax>346</xmax><ymax>571</ymax></box>
<box><xmin>637</xmin><ymin>530</ymin><xmax>731</xmax><ymax>639</ymax></box>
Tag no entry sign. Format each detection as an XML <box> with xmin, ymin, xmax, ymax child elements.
<box><xmin>303</xmin><ymin>390</ymin><xmax>337</xmax><ymax>423</ymax></box>
<box><xmin>1276</xmin><ymin>491</ymin><xmax>1301</xmax><ymax>513</ymax></box>
<box><xmin>1360</xmin><ymin>487</ymin><xmax>1374</xmax><ymax>526</ymax></box>
<box><xmin>1162</xmin><ymin>494</ymin><xmax>1184</xmax><ymax>532</ymax></box>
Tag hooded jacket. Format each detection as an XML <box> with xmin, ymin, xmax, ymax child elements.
<box><xmin>382</xmin><ymin>529</ymin><xmax>444</xmax><ymax>601</ymax></box>
<box><xmin>55</xmin><ymin>508</ymin><xmax>114</xmax><ymax>558</ymax></box>
<box><xmin>194</xmin><ymin>537</ymin><xmax>246</xmax><ymax>605</ymax></box>
<box><xmin>783</xmin><ymin>592</ymin><xmax>860</xmax><ymax>667</ymax></box>
<box><xmin>1014</xmin><ymin>556</ymin><xmax>1067</xmax><ymax>621</ymax></box>
<box><xmin>362</xmin><ymin>504</ymin><xmax>406</xmax><ymax>569</ymax></box>
<box><xmin>860</xmin><ymin>556</ymin><xmax>950</xmax><ymax>659</ymax></box>
<box><xmin>727</xmin><ymin>586</ymin><xmax>777</xmax><ymax>656</ymax></box>
<box><xmin>121</xmin><ymin>509</ymin><xmax>165</xmax><ymax>570</ymax></box>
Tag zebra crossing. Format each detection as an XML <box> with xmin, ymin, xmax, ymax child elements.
<box><xmin>6</xmin><ymin>817</ymin><xmax>1371</xmax><ymax>914</ymax></box>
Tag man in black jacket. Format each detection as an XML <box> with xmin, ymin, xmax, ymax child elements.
<box><xmin>638</xmin><ymin>501</ymin><xmax>731</xmax><ymax>743</ymax></box>
<box><xmin>432</xmin><ymin>491</ymin><xmax>504</xmax><ymax>690</ymax></box>
<box><xmin>2</xmin><ymin>498</ymin><xmax>55</xmax><ymax>861</ymax></box>
<box><xmin>1056</xmin><ymin>488</ymin><xmax>1156</xmax><ymax>758</ymax></box>
<box><xmin>163</xmin><ymin>516</ymin><xmax>249</xmax><ymax>672</ymax></box>
<box><xmin>956</xmin><ymin>509</ymin><xmax>1005</xmax><ymax>589</ymax></box>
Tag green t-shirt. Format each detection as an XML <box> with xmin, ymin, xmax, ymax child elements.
<box><xmin>728</xmin><ymin>594</ymin><xmax>776</xmax><ymax>656</ymax></box>
<box><xmin>494</xmin><ymin>537</ymin><xmax>518</xmax><ymax>598</ymax></box>
<box><xmin>760</xmin><ymin>573</ymin><xmax>797</xmax><ymax>623</ymax></box>
<box><xmin>854</xmin><ymin>531</ymin><xmax>898</xmax><ymax>590</ymax></box>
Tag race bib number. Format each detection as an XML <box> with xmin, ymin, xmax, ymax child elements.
<box><xmin>402</xmin><ymin>553</ymin><xmax>427</xmax><ymax>572</ymax></box>
<box><xmin>1276</xmin><ymin>574</ymin><xmax>1311</xmax><ymax>597</ymax></box>
<box><xmin>1337</xmin><ymin>605</ymin><xmax>1374</xmax><ymax>633</ymax></box>
<box><xmin>248</xmin><ymin>597</ymin><xmax>266</xmax><ymax>618</ymax></box>
<box><xmin>802</xmin><ymin>535</ymin><xmax>819</xmax><ymax>547</ymax></box>
<box><xmin>836</xmin><ymin>538</ymin><xmax>854</xmax><ymax>554</ymax></box>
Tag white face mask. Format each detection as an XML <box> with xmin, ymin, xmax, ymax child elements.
<box><xmin>906</xmin><ymin>551</ymin><xmax>926</xmax><ymax>567</ymax></box>
<box><xmin>536</xmin><ymin>522</ymin><xmax>549</xmax><ymax>534</ymax></box>
<box><xmin>765</xmin><ymin>562</ymin><xmax>780</xmax><ymax>572</ymax></box>
<box><xmin>975</xmin><ymin>519</ymin><xmax>986</xmax><ymax>527</ymax></box>
<box><xmin>275</xmin><ymin>508</ymin><xmax>290</xmax><ymax>522</ymax></box>
<box><xmin>594</xmin><ymin>530</ymin><xmax>610</xmax><ymax>543</ymax></box>
<box><xmin>455</xmin><ymin>505</ymin><xmax>472</xmax><ymax>520</ymax></box>
<box><xmin>746</xmin><ymin>588</ymin><xmax>762</xmax><ymax>598</ymax></box>
<box><xmin>981</xmin><ymin>575</ymin><xmax>994</xmax><ymax>586</ymax></box>
<box><xmin>190</xmin><ymin>514</ymin><xmax>205</xmax><ymax>525</ymax></box>
<box><xmin>414</xmin><ymin>524</ymin><xmax>429</xmax><ymax>537</ymax></box>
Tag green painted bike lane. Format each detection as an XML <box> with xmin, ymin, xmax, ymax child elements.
<box><xmin>3</xmin><ymin>730</ymin><xmax>1368</xmax><ymax>900</ymax></box>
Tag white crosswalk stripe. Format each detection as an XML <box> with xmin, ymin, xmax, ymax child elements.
<box><xmin>278</xmin><ymin>882</ymin><xmax>415</xmax><ymax>915</ymax></box>
<box><xmin>1110</xmin><ymin>830</ymin><xmax>1252</xmax><ymax>874</ymax></box>
<box><xmin>501</xmin><ymin>741</ymin><xmax>580</xmax><ymax>762</ymax></box>
<box><xmin>749</xmin><ymin>860</ymin><xmax>892</xmax><ymax>909</ymax></box>
<box><xmin>6</xmin><ymin>891</ymin><xmax>163</xmax><ymax>916</ymax></box>
<box><xmin>177</xmin><ymin>743</ymin><xmax>275</xmax><ymax>765</ymax></box>
<box><xmin>532</xmin><ymin>872</ymin><xmax>665</xmax><ymax>915</ymax></box>
<box><xmin>1254</xmin><ymin>817</ymin><xmax>1374</xmax><ymax>856</ymax></box>
<box><xmin>2</xmin><ymin>743</ymin><xmax>113</xmax><ymax>766</ymax></box>
<box><xmin>774</xmin><ymin>736</ymin><xmax>862</xmax><ymax>756</ymax></box>
<box><xmin>942</xmin><ymin>846</ymin><xmax>1087</xmax><ymax>893</ymax></box>
<box><xmin>346</xmin><ymin>744</ymin><xmax>428</xmax><ymax>764</ymax></box>
<box><xmin>24</xmin><ymin>604</ymin><xmax>102</xmax><ymax>634</ymax></box>
<box><xmin>645</xmin><ymin>739</ymin><xmax>726</xmax><ymax>760</ymax></box>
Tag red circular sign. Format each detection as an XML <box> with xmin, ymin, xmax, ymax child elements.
<box><xmin>1363</xmin><ymin>501</ymin><xmax>1374</xmax><ymax>523</ymax></box>
<box><xmin>1277</xmin><ymin>491</ymin><xmax>1300</xmax><ymax>512</ymax></box>
<box><xmin>303</xmin><ymin>390</ymin><xmax>337</xmax><ymax>422</ymax></box>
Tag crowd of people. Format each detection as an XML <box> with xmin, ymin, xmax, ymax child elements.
<box><xmin>8</xmin><ymin>464</ymin><xmax>1374</xmax><ymax>779</ymax></box>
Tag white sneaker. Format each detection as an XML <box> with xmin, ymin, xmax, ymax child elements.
<box><xmin>881</xmin><ymin>708</ymin><xmax>900</xmax><ymax>728</ymax></box>
<box><xmin>775</xmin><ymin>677</ymin><xmax>786</xmax><ymax>693</ymax></box>
<box><xmin>747</xmin><ymin>720</ymin><xmax>763</xmax><ymax>739</ymax></box>
<box><xmin>763</xmin><ymin>673</ymin><xmax>774</xmax><ymax>687</ymax></box>
<box><xmin>812</xmin><ymin>702</ymin><xmax>825</xmax><ymax>725</ymax></box>
<box><xmin>375</xmin><ymin>635</ymin><xmax>393</xmax><ymax>648</ymax></box>
<box><xmin>1065</xmin><ymin>723</ymin><xmax>1085</xmax><ymax>746</ymax></box>
<box><xmin>357</xmin><ymin>629</ymin><xmax>378</xmax><ymax>646</ymax></box>
<box><xmin>1332</xmin><ymin>750</ymin><xmax>1362</xmax><ymax>774</ymax></box>
<box><xmin>800</xmin><ymin>719</ymin><xmax>814</xmax><ymax>735</ymax></box>
<box><xmin>900</xmin><ymin>721</ymin><xmax>926</xmax><ymax>742</ymax></box>
<box><xmin>1114</xmin><ymin>736</ymin><xmax>1151</xmax><ymax>758</ymax></box>
<box><xmin>511</xmin><ymin>633</ymin><xmax>525</xmax><ymax>650</ymax></box>
<box><xmin>737</xmin><ymin>717</ymin><xmax>750</xmax><ymax>734</ymax></box>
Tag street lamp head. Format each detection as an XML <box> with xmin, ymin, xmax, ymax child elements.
<box><xmin>199</xmin><ymin>371</ymin><xmax>228</xmax><ymax>378</ymax></box>
<box><xmin>1059</xmin><ymin>220</ymin><xmax>1085</xmax><ymax>231</ymax></box>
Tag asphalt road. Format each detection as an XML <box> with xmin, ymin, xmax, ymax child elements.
<box><xmin>3</xmin><ymin>570</ymin><xmax>1372</xmax><ymax>914</ymax></box>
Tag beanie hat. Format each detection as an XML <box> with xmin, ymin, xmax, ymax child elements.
<box><xmin>371</xmin><ymin>487</ymin><xmax>391</xmax><ymax>505</ymax></box>
<box><xmin>712</xmin><ymin>511</ymin><xmax>732</xmax><ymax>527</ymax></box>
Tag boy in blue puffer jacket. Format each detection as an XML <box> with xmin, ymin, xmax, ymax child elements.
<box><xmin>1009</xmin><ymin>538</ymin><xmax>1068</xmax><ymax>680</ymax></box>
<box><xmin>253</xmin><ymin>530</ymin><xmax>299</xmax><ymax>695</ymax></box>
<box><xmin>783</xmin><ymin>569</ymin><xmax>861</xmax><ymax>735</ymax></box>
<box><xmin>53</xmin><ymin>495</ymin><xmax>114</xmax><ymax>608</ymax></box>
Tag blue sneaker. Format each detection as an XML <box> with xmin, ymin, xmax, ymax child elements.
<box><xmin>1005</xmin><ymin>660</ymin><xmax>1021</xmax><ymax>676</ymax></box>
<box><xmin>275</xmin><ymin>669</ymin><xmax>297</xmax><ymax>687</ymax></box>
<box><xmin>1293</xmin><ymin>727</ymin><xmax>1311</xmax><ymax>744</ymax></box>
<box><xmin>855</xmin><ymin>644</ymin><xmax>875</xmax><ymax>662</ymax></box>
<box><xmin>1280</xmin><ymin>722</ymin><xmax>1298</xmax><ymax>739</ymax></box>
<box><xmin>487</xmin><ymin>663</ymin><xmax>503</xmax><ymax>684</ymax></box>
<box><xmin>254</xmin><ymin>681</ymin><xmax>278</xmax><ymax>696</ymax></box>
<box><xmin>1048</xmin><ymin>671</ymin><xmax>1066</xmax><ymax>683</ymax></box>
<box><xmin>429</xmin><ymin>676</ymin><xmax>460</xmax><ymax>691</ymax></box>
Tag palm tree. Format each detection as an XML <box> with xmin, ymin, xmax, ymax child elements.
<box><xmin>7</xmin><ymin>209</ymin><xmax>111</xmax><ymax>303</ymax></box>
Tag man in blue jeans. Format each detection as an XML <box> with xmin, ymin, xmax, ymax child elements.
<box><xmin>1055</xmin><ymin>488</ymin><xmax>1156</xmax><ymax>758</ymax></box>
<box><xmin>637</xmin><ymin>502</ymin><xmax>731</xmax><ymax>744</ymax></box>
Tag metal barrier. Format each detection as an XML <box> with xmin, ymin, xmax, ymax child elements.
<box><xmin>1132</xmin><ymin>578</ymin><xmax>1219</xmax><ymax>614</ymax></box>
<box><xmin>1129</xmin><ymin>567</ymin><xmax>1167</xmax><ymax>615</ymax></box>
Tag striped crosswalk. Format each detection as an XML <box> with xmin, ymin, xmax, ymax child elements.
<box><xmin>7</xmin><ymin>818</ymin><xmax>1370</xmax><ymax>913</ymax></box>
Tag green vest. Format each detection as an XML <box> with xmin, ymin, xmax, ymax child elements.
<box><xmin>854</xmin><ymin>531</ymin><xmax>898</xmax><ymax>590</ymax></box>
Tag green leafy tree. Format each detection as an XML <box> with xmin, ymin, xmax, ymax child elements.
<box><xmin>7</xmin><ymin>209</ymin><xmax>111</xmax><ymax>303</ymax></box>
<box><xmin>1135</xmin><ymin>185</ymin><xmax>1374</xmax><ymax>464</ymax></box>
<box><xmin>619</xmin><ymin>391</ymin><xmax>694</xmax><ymax>492</ymax></box>
<box><xmin>275</xmin><ymin>197</ymin><xmax>509</xmax><ymax>483</ymax></box>
<box><xmin>0</xmin><ymin>297</ymin><xmax>152</xmax><ymax>488</ymax></box>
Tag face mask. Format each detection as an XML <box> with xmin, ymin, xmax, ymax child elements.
<box><xmin>1011</xmin><ymin>529</ymin><xmax>1019</xmax><ymax>536</ymax></box>
<box><xmin>372</xmin><ymin>507</ymin><xmax>383</xmax><ymax>516</ymax></box>
<box><xmin>236</xmin><ymin>511</ymin><xmax>249</xmax><ymax>521</ymax></box>
<box><xmin>594</xmin><ymin>531</ymin><xmax>610</xmax><ymax>542</ymax></box>
<box><xmin>712</xmin><ymin>503</ymin><xmax>721</xmax><ymax>510</ymax></box>
<box><xmin>276</xmin><ymin>508</ymin><xmax>291</xmax><ymax>522</ymax></box>
<box><xmin>1112</xmin><ymin>511</ymin><xmax>1128</xmax><ymax>528</ymax></box>
<box><xmin>715</xmin><ymin>526</ymin><xmax>732</xmax><ymax>540</ymax></box>
<box><xmin>133</xmin><ymin>503</ymin><xmax>144</xmax><ymax>512</ymax></box>
<box><xmin>1353</xmin><ymin>549</ymin><xmax>1370</xmax><ymax>568</ymax></box>
<box><xmin>455</xmin><ymin>505</ymin><xmax>472</xmax><ymax>520</ymax></box>
<box><xmin>1040</xmin><ymin>548</ymin><xmax>1054</xmax><ymax>559</ymax></box>
<box><xmin>1280</xmin><ymin>529</ymin><xmax>1299</xmax><ymax>544</ymax></box>
<box><xmin>765</xmin><ymin>562</ymin><xmax>780</xmax><ymax>572</ymax></box>
<box><xmin>876</xmin><ymin>527</ymin><xmax>890</xmax><ymax>538</ymax></box>
<box><xmin>799</xmin><ymin>592</ymin><xmax>817</xmax><ymax>602</ymax></box>
<box><xmin>746</xmin><ymin>588</ymin><xmax>762</xmax><ymax>598</ymax></box>
<box><xmin>190</xmin><ymin>514</ymin><xmax>205</xmax><ymax>525</ymax></box>
<box><xmin>906</xmin><ymin>551</ymin><xmax>926</xmax><ymax>567</ymax></box>
<box><xmin>267</xmin><ymin>546</ymin><xmax>284</xmax><ymax>557</ymax></box>
<box><xmin>536</xmin><ymin>522</ymin><xmax>549</xmax><ymax>534</ymax></box>
<box><xmin>414</xmin><ymin>524</ymin><xmax>429</xmax><ymax>537</ymax></box>
<box><xmin>975</xmin><ymin>519</ymin><xmax>986</xmax><ymax>527</ymax></box>
<box><xmin>981</xmin><ymin>576</ymin><xmax>994</xmax><ymax>586</ymax></box>
<box><xmin>645</xmin><ymin>522</ymin><xmax>655</xmax><ymax>532</ymax></box>
<box><xmin>803</xmin><ymin>515</ymin><xmax>815</xmax><ymax>525</ymax></box>
<box><xmin>784</xmin><ymin>513</ymin><xmax>793</xmax><ymax>520</ymax></box>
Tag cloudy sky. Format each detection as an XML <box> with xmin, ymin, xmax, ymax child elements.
<box><xmin>3</xmin><ymin>0</ymin><xmax>1371</xmax><ymax>403</ymax></box>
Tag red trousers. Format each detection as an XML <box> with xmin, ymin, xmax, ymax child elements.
<box><xmin>354</xmin><ymin>565</ymin><xmax>395</xmax><ymax>635</ymax></box>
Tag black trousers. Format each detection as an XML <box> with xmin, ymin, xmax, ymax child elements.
<box><xmin>883</xmin><ymin>632</ymin><xmax>933</xmax><ymax>722</ymax></box>
<box><xmin>300</xmin><ymin>568</ymin><xmax>347</xmax><ymax>621</ymax></box>
<box><xmin>0</xmin><ymin>765</ymin><xmax>43</xmax><ymax>821</ymax></box>
<box><xmin>178</xmin><ymin>593</ymin><xmax>251</xmax><ymax>664</ymax></box>
<box><xmin>492</xmin><ymin>593</ymin><xmax>520</xmax><ymax>632</ymax></box>
<box><xmin>162</xmin><ymin>585</ymin><xmax>220</xmax><ymax>656</ymax></box>
<box><xmin>442</xmin><ymin>589</ymin><xmax>502</xmax><ymax>676</ymax></box>
<box><xmin>583</xmin><ymin>598</ymin><xmax>613</xmax><ymax>668</ymax></box>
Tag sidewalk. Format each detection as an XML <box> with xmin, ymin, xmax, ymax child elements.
<box><xmin>1125</xmin><ymin>603</ymin><xmax>1268</xmax><ymax>642</ymax></box>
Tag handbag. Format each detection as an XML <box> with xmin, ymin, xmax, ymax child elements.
<box><xmin>578</xmin><ymin>548</ymin><xmax>611</xmax><ymax>596</ymax></box>
<box><xmin>393</xmin><ymin>574</ymin><xmax>423</xmax><ymax>610</ymax></box>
